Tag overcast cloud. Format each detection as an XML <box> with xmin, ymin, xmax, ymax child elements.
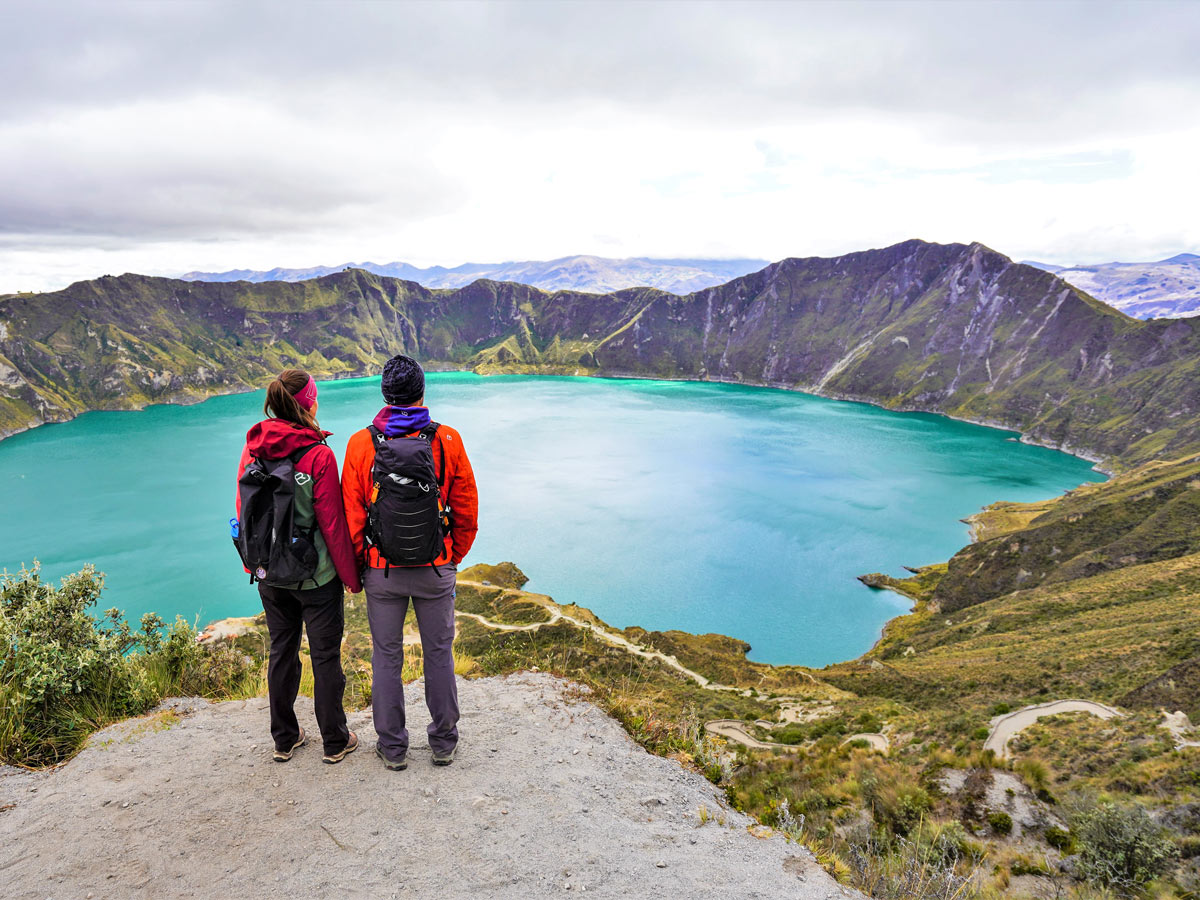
<box><xmin>2</xmin><ymin>0</ymin><xmax>1198</xmax><ymax>292</ymax></box>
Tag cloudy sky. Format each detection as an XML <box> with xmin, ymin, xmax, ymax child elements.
<box><xmin>3</xmin><ymin>0</ymin><xmax>1199</xmax><ymax>292</ymax></box>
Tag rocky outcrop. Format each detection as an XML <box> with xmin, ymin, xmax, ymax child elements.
<box><xmin>0</xmin><ymin>673</ymin><xmax>858</xmax><ymax>899</ymax></box>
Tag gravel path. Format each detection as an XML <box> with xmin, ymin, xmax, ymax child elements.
<box><xmin>984</xmin><ymin>699</ymin><xmax>1124</xmax><ymax>758</ymax></box>
<box><xmin>0</xmin><ymin>673</ymin><xmax>858</xmax><ymax>900</ymax></box>
<box><xmin>704</xmin><ymin>720</ymin><xmax>803</xmax><ymax>752</ymax></box>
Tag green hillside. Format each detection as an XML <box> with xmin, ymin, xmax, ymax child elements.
<box><xmin>4</xmin><ymin>240</ymin><xmax>1200</xmax><ymax>467</ymax></box>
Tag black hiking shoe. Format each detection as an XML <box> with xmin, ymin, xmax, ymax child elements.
<box><xmin>273</xmin><ymin>727</ymin><xmax>306</xmax><ymax>762</ymax></box>
<box><xmin>375</xmin><ymin>743</ymin><xmax>408</xmax><ymax>771</ymax></box>
<box><xmin>431</xmin><ymin>745</ymin><xmax>456</xmax><ymax>766</ymax></box>
<box><xmin>322</xmin><ymin>731</ymin><xmax>359</xmax><ymax>765</ymax></box>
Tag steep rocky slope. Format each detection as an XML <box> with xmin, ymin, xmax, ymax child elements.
<box><xmin>4</xmin><ymin>239</ymin><xmax>1200</xmax><ymax>466</ymax></box>
<box><xmin>0</xmin><ymin>674</ymin><xmax>856</xmax><ymax>900</ymax></box>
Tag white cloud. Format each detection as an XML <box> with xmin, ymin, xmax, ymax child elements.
<box><xmin>1</xmin><ymin>0</ymin><xmax>1198</xmax><ymax>292</ymax></box>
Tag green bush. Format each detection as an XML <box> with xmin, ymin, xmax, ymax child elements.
<box><xmin>1044</xmin><ymin>825</ymin><xmax>1075</xmax><ymax>853</ymax></box>
<box><xmin>1071</xmin><ymin>799</ymin><xmax>1179</xmax><ymax>890</ymax></box>
<box><xmin>987</xmin><ymin>811</ymin><xmax>1014</xmax><ymax>835</ymax></box>
<box><xmin>0</xmin><ymin>564</ymin><xmax>255</xmax><ymax>766</ymax></box>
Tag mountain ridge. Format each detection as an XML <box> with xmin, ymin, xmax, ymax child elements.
<box><xmin>4</xmin><ymin>238</ymin><xmax>1200</xmax><ymax>467</ymax></box>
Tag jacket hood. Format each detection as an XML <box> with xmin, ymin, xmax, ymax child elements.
<box><xmin>246</xmin><ymin>419</ymin><xmax>330</xmax><ymax>458</ymax></box>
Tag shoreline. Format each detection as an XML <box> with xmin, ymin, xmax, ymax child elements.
<box><xmin>6</xmin><ymin>367</ymin><xmax>1106</xmax><ymax>673</ymax></box>
<box><xmin>1</xmin><ymin>365</ymin><xmax>1115</xmax><ymax>475</ymax></box>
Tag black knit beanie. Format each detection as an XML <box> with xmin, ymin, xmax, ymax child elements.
<box><xmin>381</xmin><ymin>354</ymin><xmax>426</xmax><ymax>406</ymax></box>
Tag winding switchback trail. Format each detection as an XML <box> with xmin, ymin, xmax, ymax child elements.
<box><xmin>984</xmin><ymin>700</ymin><xmax>1124</xmax><ymax>758</ymax></box>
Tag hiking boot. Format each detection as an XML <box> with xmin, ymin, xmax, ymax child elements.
<box><xmin>273</xmin><ymin>727</ymin><xmax>306</xmax><ymax>762</ymax></box>
<box><xmin>431</xmin><ymin>745</ymin><xmax>456</xmax><ymax>766</ymax></box>
<box><xmin>322</xmin><ymin>731</ymin><xmax>359</xmax><ymax>765</ymax></box>
<box><xmin>375</xmin><ymin>743</ymin><xmax>408</xmax><ymax>771</ymax></box>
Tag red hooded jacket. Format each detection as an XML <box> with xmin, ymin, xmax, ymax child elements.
<box><xmin>235</xmin><ymin>419</ymin><xmax>363</xmax><ymax>594</ymax></box>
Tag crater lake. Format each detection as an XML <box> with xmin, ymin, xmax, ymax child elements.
<box><xmin>0</xmin><ymin>374</ymin><xmax>1104</xmax><ymax>665</ymax></box>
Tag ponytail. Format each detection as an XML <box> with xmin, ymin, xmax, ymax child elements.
<box><xmin>264</xmin><ymin>369</ymin><xmax>322</xmax><ymax>436</ymax></box>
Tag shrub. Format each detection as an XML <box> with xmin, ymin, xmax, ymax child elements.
<box><xmin>915</xmin><ymin>820</ymin><xmax>979</xmax><ymax>867</ymax></box>
<box><xmin>844</xmin><ymin>829</ymin><xmax>981</xmax><ymax>900</ymax></box>
<box><xmin>0</xmin><ymin>564</ymin><xmax>254</xmax><ymax>766</ymax></box>
<box><xmin>854</xmin><ymin>711</ymin><xmax>883</xmax><ymax>733</ymax></box>
<box><xmin>1044</xmin><ymin>825</ymin><xmax>1074</xmax><ymax>853</ymax></box>
<box><xmin>1016</xmin><ymin>757</ymin><xmax>1054</xmax><ymax>798</ymax></box>
<box><xmin>860</xmin><ymin>767</ymin><xmax>933</xmax><ymax>837</ymax></box>
<box><xmin>1071</xmin><ymin>799</ymin><xmax>1179</xmax><ymax>890</ymax></box>
<box><xmin>988</xmin><ymin>811</ymin><xmax>1014</xmax><ymax>835</ymax></box>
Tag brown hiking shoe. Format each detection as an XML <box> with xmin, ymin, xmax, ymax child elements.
<box><xmin>273</xmin><ymin>727</ymin><xmax>306</xmax><ymax>762</ymax></box>
<box><xmin>323</xmin><ymin>731</ymin><xmax>359</xmax><ymax>765</ymax></box>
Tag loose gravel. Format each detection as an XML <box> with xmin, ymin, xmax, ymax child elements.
<box><xmin>0</xmin><ymin>673</ymin><xmax>858</xmax><ymax>899</ymax></box>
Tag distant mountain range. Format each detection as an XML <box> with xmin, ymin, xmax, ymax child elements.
<box><xmin>181</xmin><ymin>256</ymin><xmax>770</xmax><ymax>296</ymax></box>
<box><xmin>1022</xmin><ymin>253</ymin><xmax>1200</xmax><ymax>319</ymax></box>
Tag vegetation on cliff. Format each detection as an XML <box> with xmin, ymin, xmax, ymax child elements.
<box><xmin>5</xmin><ymin>239</ymin><xmax>1200</xmax><ymax>468</ymax></box>
<box><xmin>0</xmin><ymin>565</ymin><xmax>257</xmax><ymax>765</ymax></box>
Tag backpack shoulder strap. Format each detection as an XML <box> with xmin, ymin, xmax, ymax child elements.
<box><xmin>423</xmin><ymin>422</ymin><xmax>446</xmax><ymax>487</ymax></box>
<box><xmin>367</xmin><ymin>425</ymin><xmax>387</xmax><ymax>447</ymax></box>
<box><xmin>287</xmin><ymin>442</ymin><xmax>322</xmax><ymax>464</ymax></box>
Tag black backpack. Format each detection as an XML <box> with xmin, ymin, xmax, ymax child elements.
<box><xmin>365</xmin><ymin>423</ymin><xmax>451</xmax><ymax>571</ymax></box>
<box><xmin>233</xmin><ymin>443</ymin><xmax>322</xmax><ymax>586</ymax></box>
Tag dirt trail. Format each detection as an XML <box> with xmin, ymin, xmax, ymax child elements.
<box><xmin>984</xmin><ymin>699</ymin><xmax>1124</xmax><ymax>758</ymax></box>
<box><xmin>456</xmin><ymin>581</ymin><xmax>842</xmax><ymax>755</ymax></box>
<box><xmin>704</xmin><ymin>720</ymin><xmax>803</xmax><ymax>752</ymax></box>
<box><xmin>0</xmin><ymin>673</ymin><xmax>858</xmax><ymax>900</ymax></box>
<box><xmin>456</xmin><ymin>581</ymin><xmax>730</xmax><ymax>691</ymax></box>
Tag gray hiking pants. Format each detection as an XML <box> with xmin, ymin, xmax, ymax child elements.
<box><xmin>364</xmin><ymin>564</ymin><xmax>459</xmax><ymax>759</ymax></box>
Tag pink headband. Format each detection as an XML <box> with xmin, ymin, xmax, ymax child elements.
<box><xmin>294</xmin><ymin>375</ymin><xmax>318</xmax><ymax>411</ymax></box>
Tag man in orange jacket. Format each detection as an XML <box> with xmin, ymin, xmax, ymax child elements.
<box><xmin>342</xmin><ymin>355</ymin><xmax>478</xmax><ymax>769</ymax></box>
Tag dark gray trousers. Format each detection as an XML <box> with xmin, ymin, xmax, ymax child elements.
<box><xmin>258</xmin><ymin>577</ymin><xmax>350</xmax><ymax>756</ymax></box>
<box><xmin>365</xmin><ymin>565</ymin><xmax>459</xmax><ymax>759</ymax></box>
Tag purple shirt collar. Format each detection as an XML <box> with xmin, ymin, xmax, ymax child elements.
<box><xmin>372</xmin><ymin>405</ymin><xmax>431</xmax><ymax>437</ymax></box>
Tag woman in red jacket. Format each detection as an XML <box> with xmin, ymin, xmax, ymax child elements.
<box><xmin>235</xmin><ymin>369</ymin><xmax>363</xmax><ymax>765</ymax></box>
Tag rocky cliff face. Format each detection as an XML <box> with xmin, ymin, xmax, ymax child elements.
<box><xmin>3</xmin><ymin>239</ymin><xmax>1199</xmax><ymax>466</ymax></box>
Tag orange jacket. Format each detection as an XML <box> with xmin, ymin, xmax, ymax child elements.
<box><xmin>341</xmin><ymin>417</ymin><xmax>479</xmax><ymax>569</ymax></box>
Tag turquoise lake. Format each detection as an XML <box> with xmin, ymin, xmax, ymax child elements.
<box><xmin>0</xmin><ymin>374</ymin><xmax>1104</xmax><ymax>665</ymax></box>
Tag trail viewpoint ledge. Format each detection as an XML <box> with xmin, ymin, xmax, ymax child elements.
<box><xmin>0</xmin><ymin>673</ymin><xmax>857</xmax><ymax>899</ymax></box>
